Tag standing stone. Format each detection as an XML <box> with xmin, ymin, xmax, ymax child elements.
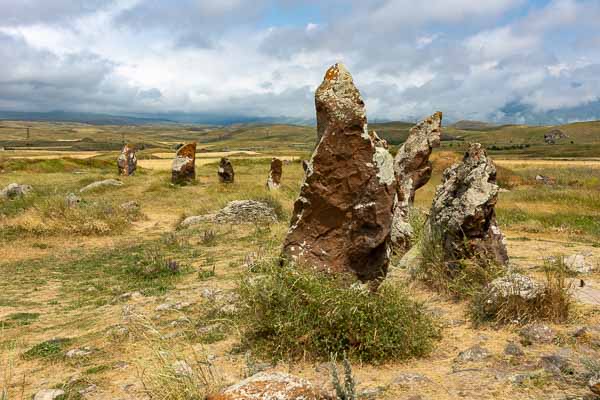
<box><xmin>171</xmin><ymin>142</ymin><xmax>196</xmax><ymax>184</ymax></box>
<box><xmin>267</xmin><ymin>157</ymin><xmax>283</xmax><ymax>190</ymax></box>
<box><xmin>117</xmin><ymin>144</ymin><xmax>137</xmax><ymax>176</ymax></box>
<box><xmin>391</xmin><ymin>112</ymin><xmax>442</xmax><ymax>252</ymax></box>
<box><xmin>282</xmin><ymin>63</ymin><xmax>396</xmax><ymax>282</ymax></box>
<box><xmin>218</xmin><ymin>157</ymin><xmax>234</xmax><ymax>183</ymax></box>
<box><xmin>429</xmin><ymin>143</ymin><xmax>508</xmax><ymax>267</ymax></box>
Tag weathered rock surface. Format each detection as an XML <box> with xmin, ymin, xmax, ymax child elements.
<box><xmin>563</xmin><ymin>253</ymin><xmax>594</xmax><ymax>274</ymax></box>
<box><xmin>117</xmin><ymin>144</ymin><xmax>137</xmax><ymax>176</ymax></box>
<box><xmin>65</xmin><ymin>192</ymin><xmax>81</xmax><ymax>207</ymax></box>
<box><xmin>456</xmin><ymin>345</ymin><xmax>491</xmax><ymax>362</ymax></box>
<box><xmin>33</xmin><ymin>389</ymin><xmax>65</xmax><ymax>400</ymax></box>
<box><xmin>172</xmin><ymin>142</ymin><xmax>196</xmax><ymax>184</ymax></box>
<box><xmin>0</xmin><ymin>183</ymin><xmax>32</xmax><ymax>199</ymax></box>
<box><xmin>267</xmin><ymin>157</ymin><xmax>283</xmax><ymax>190</ymax></box>
<box><xmin>207</xmin><ymin>372</ymin><xmax>333</xmax><ymax>400</ymax></box>
<box><xmin>504</xmin><ymin>342</ymin><xmax>524</xmax><ymax>356</ymax></box>
<box><xmin>218</xmin><ymin>157</ymin><xmax>234</xmax><ymax>183</ymax></box>
<box><xmin>487</xmin><ymin>273</ymin><xmax>544</xmax><ymax>302</ymax></box>
<box><xmin>180</xmin><ymin>200</ymin><xmax>277</xmax><ymax>227</ymax></box>
<box><xmin>519</xmin><ymin>324</ymin><xmax>556</xmax><ymax>345</ymax></box>
<box><xmin>391</xmin><ymin>112</ymin><xmax>442</xmax><ymax>251</ymax></box>
<box><xmin>80</xmin><ymin>179</ymin><xmax>123</xmax><ymax>193</ymax></box>
<box><xmin>282</xmin><ymin>63</ymin><xmax>396</xmax><ymax>282</ymax></box>
<box><xmin>429</xmin><ymin>143</ymin><xmax>508</xmax><ymax>267</ymax></box>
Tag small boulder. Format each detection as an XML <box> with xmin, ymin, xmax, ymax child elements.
<box><xmin>482</xmin><ymin>273</ymin><xmax>545</xmax><ymax>316</ymax></box>
<box><xmin>120</xmin><ymin>201</ymin><xmax>140</xmax><ymax>212</ymax></box>
<box><xmin>267</xmin><ymin>157</ymin><xmax>283</xmax><ymax>190</ymax></box>
<box><xmin>207</xmin><ymin>372</ymin><xmax>333</xmax><ymax>400</ymax></box>
<box><xmin>66</xmin><ymin>347</ymin><xmax>93</xmax><ymax>358</ymax></box>
<box><xmin>504</xmin><ymin>342</ymin><xmax>524</xmax><ymax>357</ymax></box>
<box><xmin>65</xmin><ymin>193</ymin><xmax>81</xmax><ymax>207</ymax></box>
<box><xmin>535</xmin><ymin>175</ymin><xmax>556</xmax><ymax>185</ymax></box>
<box><xmin>0</xmin><ymin>183</ymin><xmax>32</xmax><ymax>199</ymax></box>
<box><xmin>519</xmin><ymin>324</ymin><xmax>556</xmax><ymax>345</ymax></box>
<box><xmin>190</xmin><ymin>200</ymin><xmax>277</xmax><ymax>225</ymax></box>
<box><xmin>456</xmin><ymin>345</ymin><xmax>491</xmax><ymax>362</ymax></box>
<box><xmin>563</xmin><ymin>253</ymin><xmax>594</xmax><ymax>274</ymax></box>
<box><xmin>33</xmin><ymin>389</ymin><xmax>65</xmax><ymax>400</ymax></box>
<box><xmin>218</xmin><ymin>157</ymin><xmax>234</xmax><ymax>183</ymax></box>
<box><xmin>117</xmin><ymin>144</ymin><xmax>137</xmax><ymax>176</ymax></box>
<box><xmin>172</xmin><ymin>142</ymin><xmax>196</xmax><ymax>184</ymax></box>
<box><xmin>80</xmin><ymin>179</ymin><xmax>123</xmax><ymax>193</ymax></box>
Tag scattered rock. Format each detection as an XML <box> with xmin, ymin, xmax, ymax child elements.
<box><xmin>172</xmin><ymin>142</ymin><xmax>196</xmax><ymax>184</ymax></box>
<box><xmin>65</xmin><ymin>193</ymin><xmax>81</xmax><ymax>207</ymax></box>
<box><xmin>155</xmin><ymin>301</ymin><xmax>192</xmax><ymax>312</ymax></box>
<box><xmin>393</xmin><ymin>372</ymin><xmax>430</xmax><ymax>385</ymax></box>
<box><xmin>172</xmin><ymin>360</ymin><xmax>193</xmax><ymax>378</ymax></box>
<box><xmin>120</xmin><ymin>201</ymin><xmax>140</xmax><ymax>212</ymax></box>
<box><xmin>544</xmin><ymin>129</ymin><xmax>568</xmax><ymax>144</ymax></box>
<box><xmin>267</xmin><ymin>157</ymin><xmax>283</xmax><ymax>190</ymax></box>
<box><xmin>33</xmin><ymin>389</ymin><xmax>65</xmax><ymax>400</ymax></box>
<box><xmin>535</xmin><ymin>175</ymin><xmax>556</xmax><ymax>185</ymax></box>
<box><xmin>282</xmin><ymin>63</ymin><xmax>396</xmax><ymax>282</ymax></box>
<box><xmin>0</xmin><ymin>183</ymin><xmax>32</xmax><ymax>199</ymax></box>
<box><xmin>80</xmin><ymin>179</ymin><xmax>123</xmax><ymax>193</ymax></box>
<box><xmin>456</xmin><ymin>345</ymin><xmax>491</xmax><ymax>362</ymax></box>
<box><xmin>519</xmin><ymin>324</ymin><xmax>556</xmax><ymax>345</ymax></box>
<box><xmin>78</xmin><ymin>384</ymin><xmax>97</xmax><ymax>395</ymax></box>
<box><xmin>428</xmin><ymin>143</ymin><xmax>508</xmax><ymax>267</ymax></box>
<box><xmin>563</xmin><ymin>253</ymin><xmax>594</xmax><ymax>274</ymax></box>
<box><xmin>539</xmin><ymin>354</ymin><xmax>570</xmax><ymax>375</ymax></box>
<box><xmin>589</xmin><ymin>376</ymin><xmax>600</xmax><ymax>395</ymax></box>
<box><xmin>480</xmin><ymin>273</ymin><xmax>545</xmax><ymax>320</ymax></box>
<box><xmin>66</xmin><ymin>346</ymin><xmax>93</xmax><ymax>358</ymax></box>
<box><xmin>183</xmin><ymin>200</ymin><xmax>277</xmax><ymax>227</ymax></box>
<box><xmin>218</xmin><ymin>157</ymin><xmax>234</xmax><ymax>183</ymax></box>
<box><xmin>504</xmin><ymin>342</ymin><xmax>525</xmax><ymax>357</ymax></box>
<box><xmin>207</xmin><ymin>372</ymin><xmax>333</xmax><ymax>400</ymax></box>
<box><xmin>391</xmin><ymin>112</ymin><xmax>442</xmax><ymax>252</ymax></box>
<box><xmin>117</xmin><ymin>144</ymin><xmax>137</xmax><ymax>176</ymax></box>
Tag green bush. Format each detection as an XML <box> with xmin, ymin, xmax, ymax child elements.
<box><xmin>237</xmin><ymin>262</ymin><xmax>440</xmax><ymax>363</ymax></box>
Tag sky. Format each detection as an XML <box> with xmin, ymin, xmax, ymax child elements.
<box><xmin>0</xmin><ymin>0</ymin><xmax>599</xmax><ymax>124</ymax></box>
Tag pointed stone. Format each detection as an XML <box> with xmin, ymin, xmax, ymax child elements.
<box><xmin>218</xmin><ymin>157</ymin><xmax>234</xmax><ymax>183</ymax></box>
<box><xmin>267</xmin><ymin>157</ymin><xmax>283</xmax><ymax>190</ymax></box>
<box><xmin>429</xmin><ymin>143</ymin><xmax>508</xmax><ymax>267</ymax></box>
<box><xmin>117</xmin><ymin>144</ymin><xmax>137</xmax><ymax>176</ymax></box>
<box><xmin>171</xmin><ymin>142</ymin><xmax>196</xmax><ymax>184</ymax></box>
<box><xmin>391</xmin><ymin>112</ymin><xmax>442</xmax><ymax>252</ymax></box>
<box><xmin>282</xmin><ymin>63</ymin><xmax>396</xmax><ymax>282</ymax></box>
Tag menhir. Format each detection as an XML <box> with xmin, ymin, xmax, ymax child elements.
<box><xmin>117</xmin><ymin>144</ymin><xmax>137</xmax><ymax>176</ymax></box>
<box><xmin>282</xmin><ymin>63</ymin><xmax>396</xmax><ymax>282</ymax></box>
<box><xmin>266</xmin><ymin>157</ymin><xmax>282</xmax><ymax>189</ymax></box>
<box><xmin>391</xmin><ymin>112</ymin><xmax>442</xmax><ymax>252</ymax></box>
<box><xmin>172</xmin><ymin>142</ymin><xmax>196</xmax><ymax>184</ymax></box>
<box><xmin>218</xmin><ymin>157</ymin><xmax>234</xmax><ymax>183</ymax></box>
<box><xmin>429</xmin><ymin>143</ymin><xmax>508</xmax><ymax>267</ymax></box>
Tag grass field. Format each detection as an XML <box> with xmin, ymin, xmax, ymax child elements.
<box><xmin>1</xmin><ymin>122</ymin><xmax>600</xmax><ymax>399</ymax></box>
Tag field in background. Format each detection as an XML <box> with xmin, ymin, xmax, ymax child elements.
<box><xmin>0</xmin><ymin>121</ymin><xmax>599</xmax><ymax>399</ymax></box>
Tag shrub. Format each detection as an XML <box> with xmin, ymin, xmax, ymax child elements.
<box><xmin>237</xmin><ymin>262</ymin><xmax>440</xmax><ymax>363</ymax></box>
<box><xmin>411</xmin><ymin>228</ymin><xmax>504</xmax><ymax>299</ymax></box>
<box><xmin>470</xmin><ymin>258</ymin><xmax>572</xmax><ymax>325</ymax></box>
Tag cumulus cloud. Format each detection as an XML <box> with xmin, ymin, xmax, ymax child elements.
<box><xmin>0</xmin><ymin>0</ymin><xmax>599</xmax><ymax>123</ymax></box>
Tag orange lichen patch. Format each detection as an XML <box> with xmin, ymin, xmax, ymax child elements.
<box><xmin>323</xmin><ymin>64</ymin><xmax>340</xmax><ymax>81</ymax></box>
<box><xmin>177</xmin><ymin>142</ymin><xmax>197</xmax><ymax>159</ymax></box>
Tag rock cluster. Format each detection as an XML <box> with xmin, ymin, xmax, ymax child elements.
<box><xmin>282</xmin><ymin>63</ymin><xmax>396</xmax><ymax>282</ymax></box>
<box><xmin>117</xmin><ymin>144</ymin><xmax>137</xmax><ymax>176</ymax></box>
<box><xmin>544</xmin><ymin>129</ymin><xmax>568</xmax><ymax>144</ymax></box>
<box><xmin>207</xmin><ymin>372</ymin><xmax>333</xmax><ymax>400</ymax></box>
<box><xmin>80</xmin><ymin>179</ymin><xmax>123</xmax><ymax>193</ymax></box>
<box><xmin>429</xmin><ymin>143</ymin><xmax>508</xmax><ymax>267</ymax></box>
<box><xmin>218</xmin><ymin>157</ymin><xmax>234</xmax><ymax>183</ymax></box>
<box><xmin>391</xmin><ymin>112</ymin><xmax>442</xmax><ymax>252</ymax></box>
<box><xmin>172</xmin><ymin>142</ymin><xmax>196</xmax><ymax>184</ymax></box>
<box><xmin>180</xmin><ymin>200</ymin><xmax>277</xmax><ymax>227</ymax></box>
<box><xmin>267</xmin><ymin>157</ymin><xmax>283</xmax><ymax>189</ymax></box>
<box><xmin>0</xmin><ymin>183</ymin><xmax>32</xmax><ymax>199</ymax></box>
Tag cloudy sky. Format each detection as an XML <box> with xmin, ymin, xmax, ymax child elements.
<box><xmin>0</xmin><ymin>0</ymin><xmax>599</xmax><ymax>124</ymax></box>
